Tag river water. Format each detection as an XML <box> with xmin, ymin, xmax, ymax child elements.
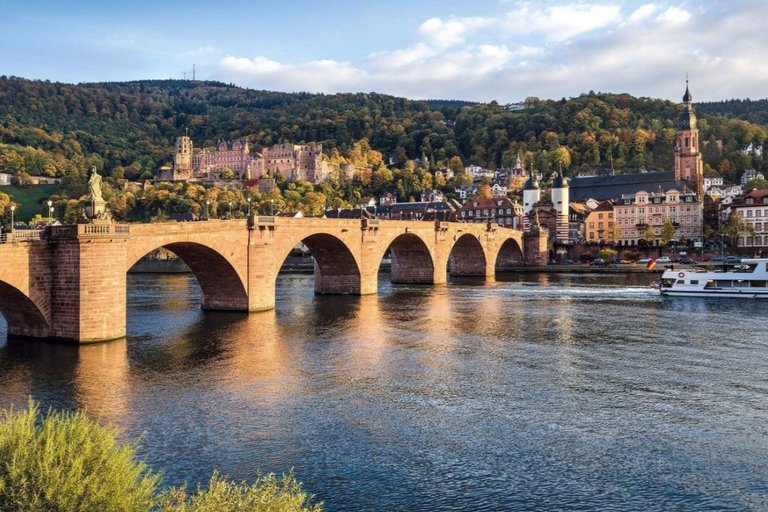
<box><xmin>1</xmin><ymin>272</ymin><xmax>768</xmax><ymax>511</ymax></box>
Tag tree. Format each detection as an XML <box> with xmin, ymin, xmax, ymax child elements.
<box><xmin>721</xmin><ymin>213</ymin><xmax>755</xmax><ymax>247</ymax></box>
<box><xmin>476</xmin><ymin>184</ymin><xmax>493</xmax><ymax>199</ymax></box>
<box><xmin>743</xmin><ymin>177</ymin><xmax>768</xmax><ymax>191</ymax></box>
<box><xmin>645</xmin><ymin>224</ymin><xmax>654</xmax><ymax>243</ymax></box>
<box><xmin>660</xmin><ymin>219</ymin><xmax>677</xmax><ymax>244</ymax></box>
<box><xmin>448</xmin><ymin>156</ymin><xmax>464</xmax><ymax>175</ymax></box>
<box><xmin>596</xmin><ymin>248</ymin><xmax>617</xmax><ymax>261</ymax></box>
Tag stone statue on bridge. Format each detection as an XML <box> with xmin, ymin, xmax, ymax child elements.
<box><xmin>85</xmin><ymin>167</ymin><xmax>111</xmax><ymax>223</ymax></box>
<box><xmin>88</xmin><ymin>167</ymin><xmax>103</xmax><ymax>203</ymax></box>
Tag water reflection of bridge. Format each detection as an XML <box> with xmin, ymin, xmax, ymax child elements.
<box><xmin>0</xmin><ymin>217</ymin><xmax>546</xmax><ymax>343</ymax></box>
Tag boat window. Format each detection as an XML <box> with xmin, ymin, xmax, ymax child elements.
<box><xmin>704</xmin><ymin>280</ymin><xmax>717</xmax><ymax>288</ymax></box>
<box><xmin>715</xmin><ymin>280</ymin><xmax>733</xmax><ymax>288</ymax></box>
<box><xmin>734</xmin><ymin>280</ymin><xmax>750</xmax><ymax>288</ymax></box>
<box><xmin>750</xmin><ymin>280</ymin><xmax>767</xmax><ymax>287</ymax></box>
<box><xmin>676</xmin><ymin>279</ymin><xmax>685</xmax><ymax>284</ymax></box>
<box><xmin>689</xmin><ymin>280</ymin><xmax>698</xmax><ymax>285</ymax></box>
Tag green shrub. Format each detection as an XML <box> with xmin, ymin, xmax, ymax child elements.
<box><xmin>596</xmin><ymin>248</ymin><xmax>618</xmax><ymax>261</ymax></box>
<box><xmin>0</xmin><ymin>401</ymin><xmax>322</xmax><ymax>512</ymax></box>
<box><xmin>157</xmin><ymin>471</ymin><xmax>323</xmax><ymax>512</ymax></box>
<box><xmin>0</xmin><ymin>400</ymin><xmax>159</xmax><ymax>512</ymax></box>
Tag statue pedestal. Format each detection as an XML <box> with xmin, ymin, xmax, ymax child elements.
<box><xmin>85</xmin><ymin>199</ymin><xmax>110</xmax><ymax>223</ymax></box>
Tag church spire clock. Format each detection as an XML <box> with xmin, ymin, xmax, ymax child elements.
<box><xmin>674</xmin><ymin>78</ymin><xmax>703</xmax><ymax>199</ymax></box>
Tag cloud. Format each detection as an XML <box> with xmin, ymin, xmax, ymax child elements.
<box><xmin>628</xmin><ymin>4</ymin><xmax>660</xmax><ymax>23</ymax></box>
<box><xmin>418</xmin><ymin>16</ymin><xmax>494</xmax><ymax>48</ymax></box>
<box><xmin>503</xmin><ymin>3</ymin><xmax>623</xmax><ymax>42</ymax></box>
<box><xmin>213</xmin><ymin>1</ymin><xmax>768</xmax><ymax>102</ymax></box>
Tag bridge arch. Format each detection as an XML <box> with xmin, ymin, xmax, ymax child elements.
<box><xmin>127</xmin><ymin>242</ymin><xmax>248</xmax><ymax>311</ymax></box>
<box><xmin>448</xmin><ymin>234</ymin><xmax>487</xmax><ymax>276</ymax></box>
<box><xmin>384</xmin><ymin>233</ymin><xmax>435</xmax><ymax>284</ymax></box>
<box><xmin>280</xmin><ymin>233</ymin><xmax>362</xmax><ymax>294</ymax></box>
<box><xmin>494</xmin><ymin>237</ymin><xmax>524</xmax><ymax>271</ymax></box>
<box><xmin>0</xmin><ymin>281</ymin><xmax>50</xmax><ymax>339</ymax></box>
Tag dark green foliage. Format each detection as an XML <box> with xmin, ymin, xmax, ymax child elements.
<box><xmin>0</xmin><ymin>401</ymin><xmax>159</xmax><ymax>512</ymax></box>
<box><xmin>0</xmin><ymin>77</ymin><xmax>766</xmax><ymax>186</ymax></box>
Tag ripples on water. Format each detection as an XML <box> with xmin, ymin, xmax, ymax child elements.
<box><xmin>1</xmin><ymin>271</ymin><xmax>768</xmax><ymax>511</ymax></box>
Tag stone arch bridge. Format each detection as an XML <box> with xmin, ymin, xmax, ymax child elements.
<box><xmin>0</xmin><ymin>217</ymin><xmax>546</xmax><ymax>343</ymax></box>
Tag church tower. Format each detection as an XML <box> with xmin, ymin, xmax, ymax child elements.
<box><xmin>674</xmin><ymin>80</ymin><xmax>703</xmax><ymax>199</ymax></box>
<box><xmin>173</xmin><ymin>134</ymin><xmax>194</xmax><ymax>180</ymax></box>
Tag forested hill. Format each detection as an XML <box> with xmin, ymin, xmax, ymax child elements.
<box><xmin>0</xmin><ymin>76</ymin><xmax>766</xmax><ymax>186</ymax></box>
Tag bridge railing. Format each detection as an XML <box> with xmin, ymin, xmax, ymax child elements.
<box><xmin>0</xmin><ymin>230</ymin><xmax>44</xmax><ymax>243</ymax></box>
<box><xmin>49</xmin><ymin>224</ymin><xmax>131</xmax><ymax>240</ymax></box>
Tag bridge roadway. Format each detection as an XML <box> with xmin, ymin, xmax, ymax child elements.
<box><xmin>0</xmin><ymin>217</ymin><xmax>546</xmax><ymax>343</ymax></box>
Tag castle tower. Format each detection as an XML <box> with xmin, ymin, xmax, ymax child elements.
<box><xmin>550</xmin><ymin>165</ymin><xmax>570</xmax><ymax>243</ymax></box>
<box><xmin>173</xmin><ymin>134</ymin><xmax>193</xmax><ymax>180</ymax></box>
<box><xmin>674</xmin><ymin>80</ymin><xmax>703</xmax><ymax>199</ymax></box>
<box><xmin>522</xmin><ymin>173</ymin><xmax>540</xmax><ymax>232</ymax></box>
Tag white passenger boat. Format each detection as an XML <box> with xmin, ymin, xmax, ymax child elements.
<box><xmin>660</xmin><ymin>258</ymin><xmax>768</xmax><ymax>298</ymax></box>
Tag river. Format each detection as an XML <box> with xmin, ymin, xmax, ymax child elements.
<box><xmin>1</xmin><ymin>272</ymin><xmax>767</xmax><ymax>511</ymax></box>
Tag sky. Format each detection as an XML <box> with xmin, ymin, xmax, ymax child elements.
<box><xmin>2</xmin><ymin>0</ymin><xmax>766</xmax><ymax>103</ymax></box>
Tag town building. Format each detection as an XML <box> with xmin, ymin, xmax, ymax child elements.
<box><xmin>584</xmin><ymin>201</ymin><xmax>615</xmax><ymax>243</ymax></box>
<box><xmin>568</xmin><ymin>203</ymin><xmax>589</xmax><ymax>244</ymax></box>
<box><xmin>458</xmin><ymin>196</ymin><xmax>521</xmax><ymax>228</ymax></box>
<box><xmin>730</xmin><ymin>189</ymin><xmax>768</xmax><ymax>254</ymax></box>
<box><xmin>613</xmin><ymin>187</ymin><xmax>702</xmax><ymax>246</ymax></box>
<box><xmin>740</xmin><ymin>169</ymin><xmax>765</xmax><ymax>186</ymax></box>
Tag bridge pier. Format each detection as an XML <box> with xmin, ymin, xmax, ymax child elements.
<box><xmin>49</xmin><ymin>225</ymin><xmax>130</xmax><ymax>343</ymax></box>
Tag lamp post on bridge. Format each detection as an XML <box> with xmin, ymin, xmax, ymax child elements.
<box><xmin>9</xmin><ymin>204</ymin><xmax>15</xmax><ymax>232</ymax></box>
<box><xmin>47</xmin><ymin>200</ymin><xmax>53</xmax><ymax>225</ymax></box>
<box><xmin>228</xmin><ymin>201</ymin><xmax>232</xmax><ymax>219</ymax></box>
<box><xmin>247</xmin><ymin>197</ymin><xmax>252</xmax><ymax>217</ymax></box>
<box><xmin>270</xmin><ymin>199</ymin><xmax>274</xmax><ymax>216</ymax></box>
<box><xmin>205</xmin><ymin>200</ymin><xmax>210</xmax><ymax>221</ymax></box>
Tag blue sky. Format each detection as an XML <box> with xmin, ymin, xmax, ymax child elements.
<box><xmin>2</xmin><ymin>0</ymin><xmax>766</xmax><ymax>103</ymax></box>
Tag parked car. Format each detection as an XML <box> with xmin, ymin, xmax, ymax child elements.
<box><xmin>591</xmin><ymin>258</ymin><xmax>608</xmax><ymax>266</ymax></box>
<box><xmin>678</xmin><ymin>257</ymin><xmax>697</xmax><ymax>264</ymax></box>
<box><xmin>724</xmin><ymin>255</ymin><xmax>742</xmax><ymax>264</ymax></box>
<box><xmin>637</xmin><ymin>258</ymin><xmax>652</xmax><ymax>264</ymax></box>
<box><xmin>655</xmin><ymin>256</ymin><xmax>672</xmax><ymax>263</ymax></box>
<box><xmin>710</xmin><ymin>256</ymin><xmax>725</xmax><ymax>263</ymax></box>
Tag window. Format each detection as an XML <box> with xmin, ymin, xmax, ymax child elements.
<box><xmin>589</xmin><ymin>222</ymin><xmax>594</xmax><ymax>229</ymax></box>
<box><xmin>598</xmin><ymin>213</ymin><xmax>604</xmax><ymax>219</ymax></box>
<box><xmin>746</xmin><ymin>198</ymin><xmax>754</xmax><ymax>205</ymax></box>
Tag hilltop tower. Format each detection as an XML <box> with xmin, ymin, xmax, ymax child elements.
<box><xmin>674</xmin><ymin>80</ymin><xmax>704</xmax><ymax>199</ymax></box>
<box><xmin>551</xmin><ymin>165</ymin><xmax>570</xmax><ymax>243</ymax></box>
<box><xmin>173</xmin><ymin>134</ymin><xmax>194</xmax><ymax>180</ymax></box>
